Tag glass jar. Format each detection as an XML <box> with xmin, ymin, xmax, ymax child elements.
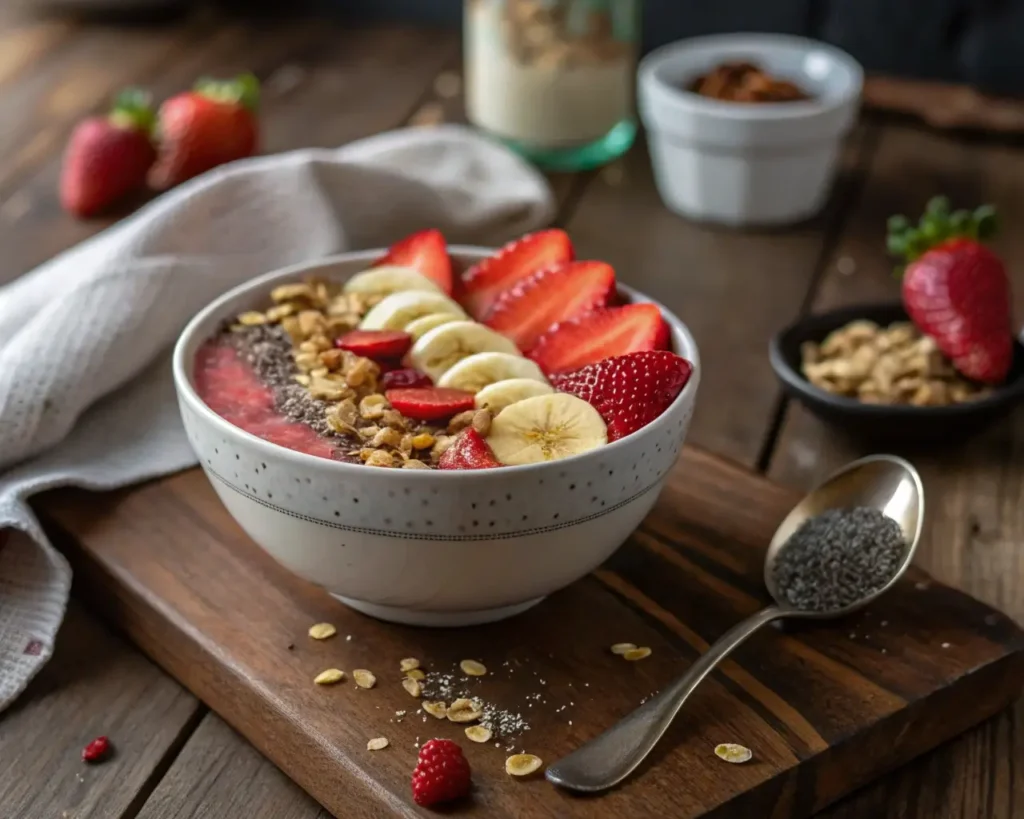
<box><xmin>465</xmin><ymin>0</ymin><xmax>640</xmax><ymax>171</ymax></box>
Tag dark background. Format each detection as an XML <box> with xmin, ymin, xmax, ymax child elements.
<box><xmin>323</xmin><ymin>0</ymin><xmax>1024</xmax><ymax>95</ymax></box>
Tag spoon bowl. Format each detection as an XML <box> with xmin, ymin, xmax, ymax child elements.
<box><xmin>546</xmin><ymin>454</ymin><xmax>925</xmax><ymax>793</ymax></box>
<box><xmin>765</xmin><ymin>454</ymin><xmax>925</xmax><ymax>618</ymax></box>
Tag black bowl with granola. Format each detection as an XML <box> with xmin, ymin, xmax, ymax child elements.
<box><xmin>770</xmin><ymin>302</ymin><xmax>1024</xmax><ymax>444</ymax></box>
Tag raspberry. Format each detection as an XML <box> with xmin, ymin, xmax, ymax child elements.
<box><xmin>411</xmin><ymin>738</ymin><xmax>471</xmax><ymax>807</ymax></box>
<box><xmin>82</xmin><ymin>736</ymin><xmax>111</xmax><ymax>763</ymax></box>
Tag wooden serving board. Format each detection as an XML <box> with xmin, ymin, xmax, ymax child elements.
<box><xmin>37</xmin><ymin>448</ymin><xmax>1024</xmax><ymax>818</ymax></box>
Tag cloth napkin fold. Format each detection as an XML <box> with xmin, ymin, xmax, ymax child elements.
<box><xmin>0</xmin><ymin>124</ymin><xmax>555</xmax><ymax>712</ymax></box>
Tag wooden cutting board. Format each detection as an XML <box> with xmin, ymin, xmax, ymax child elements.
<box><xmin>37</xmin><ymin>448</ymin><xmax>1024</xmax><ymax>818</ymax></box>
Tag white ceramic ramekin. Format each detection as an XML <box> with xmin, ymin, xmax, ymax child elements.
<box><xmin>638</xmin><ymin>33</ymin><xmax>863</xmax><ymax>227</ymax></box>
<box><xmin>173</xmin><ymin>248</ymin><xmax>701</xmax><ymax>627</ymax></box>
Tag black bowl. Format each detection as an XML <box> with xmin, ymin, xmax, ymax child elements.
<box><xmin>769</xmin><ymin>302</ymin><xmax>1024</xmax><ymax>445</ymax></box>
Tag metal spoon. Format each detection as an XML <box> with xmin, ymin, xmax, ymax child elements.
<box><xmin>546</xmin><ymin>454</ymin><xmax>924</xmax><ymax>793</ymax></box>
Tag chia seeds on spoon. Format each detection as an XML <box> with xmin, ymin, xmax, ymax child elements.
<box><xmin>771</xmin><ymin>507</ymin><xmax>906</xmax><ymax>612</ymax></box>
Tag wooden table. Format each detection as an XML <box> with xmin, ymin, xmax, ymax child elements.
<box><xmin>1</xmin><ymin>5</ymin><xmax>1022</xmax><ymax>818</ymax></box>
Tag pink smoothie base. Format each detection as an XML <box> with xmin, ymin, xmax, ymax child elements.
<box><xmin>194</xmin><ymin>342</ymin><xmax>336</xmax><ymax>460</ymax></box>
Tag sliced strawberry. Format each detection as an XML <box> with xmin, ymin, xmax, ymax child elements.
<box><xmin>551</xmin><ymin>351</ymin><xmax>693</xmax><ymax>441</ymax></box>
<box><xmin>529</xmin><ymin>304</ymin><xmax>670</xmax><ymax>374</ymax></box>
<box><xmin>386</xmin><ymin>387</ymin><xmax>475</xmax><ymax>421</ymax></box>
<box><xmin>483</xmin><ymin>260</ymin><xmax>615</xmax><ymax>350</ymax></box>
<box><xmin>461</xmin><ymin>229</ymin><xmax>574</xmax><ymax>319</ymax></box>
<box><xmin>381</xmin><ymin>367</ymin><xmax>432</xmax><ymax>390</ymax></box>
<box><xmin>438</xmin><ymin>428</ymin><xmax>501</xmax><ymax>469</ymax></box>
<box><xmin>336</xmin><ymin>330</ymin><xmax>412</xmax><ymax>360</ymax></box>
<box><xmin>374</xmin><ymin>229</ymin><xmax>453</xmax><ymax>295</ymax></box>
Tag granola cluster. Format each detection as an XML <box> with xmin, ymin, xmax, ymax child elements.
<box><xmin>228</xmin><ymin>279</ymin><xmax>490</xmax><ymax>468</ymax></box>
<box><xmin>689</xmin><ymin>61</ymin><xmax>811</xmax><ymax>103</ymax></box>
<box><xmin>801</xmin><ymin>320</ymin><xmax>990</xmax><ymax>406</ymax></box>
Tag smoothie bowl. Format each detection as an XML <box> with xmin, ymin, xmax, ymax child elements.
<box><xmin>172</xmin><ymin>230</ymin><xmax>700</xmax><ymax>626</ymax></box>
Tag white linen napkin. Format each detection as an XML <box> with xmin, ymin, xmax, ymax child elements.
<box><xmin>0</xmin><ymin>124</ymin><xmax>555</xmax><ymax>711</ymax></box>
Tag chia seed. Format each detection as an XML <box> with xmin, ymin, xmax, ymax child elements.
<box><xmin>771</xmin><ymin>507</ymin><xmax>906</xmax><ymax>612</ymax></box>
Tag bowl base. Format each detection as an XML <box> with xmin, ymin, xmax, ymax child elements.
<box><xmin>333</xmin><ymin>595</ymin><xmax>546</xmax><ymax>627</ymax></box>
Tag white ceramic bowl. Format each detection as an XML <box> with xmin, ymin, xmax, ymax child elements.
<box><xmin>172</xmin><ymin>248</ymin><xmax>701</xmax><ymax>627</ymax></box>
<box><xmin>638</xmin><ymin>33</ymin><xmax>863</xmax><ymax>227</ymax></box>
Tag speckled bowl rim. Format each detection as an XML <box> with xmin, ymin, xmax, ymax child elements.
<box><xmin>172</xmin><ymin>245</ymin><xmax>702</xmax><ymax>479</ymax></box>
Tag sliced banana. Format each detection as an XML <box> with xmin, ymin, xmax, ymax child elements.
<box><xmin>474</xmin><ymin>378</ymin><xmax>555</xmax><ymax>413</ymax></box>
<box><xmin>404</xmin><ymin>313</ymin><xmax>460</xmax><ymax>341</ymax></box>
<box><xmin>438</xmin><ymin>352</ymin><xmax>547</xmax><ymax>394</ymax></box>
<box><xmin>360</xmin><ymin>291</ymin><xmax>466</xmax><ymax>331</ymax></box>
<box><xmin>486</xmin><ymin>393</ymin><xmax>607</xmax><ymax>465</ymax></box>
<box><xmin>410</xmin><ymin>321</ymin><xmax>520</xmax><ymax>382</ymax></box>
<box><xmin>343</xmin><ymin>265</ymin><xmax>441</xmax><ymax>297</ymax></box>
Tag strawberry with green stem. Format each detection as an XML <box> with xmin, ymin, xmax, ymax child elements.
<box><xmin>60</xmin><ymin>89</ymin><xmax>157</xmax><ymax>218</ymax></box>
<box><xmin>149</xmin><ymin>73</ymin><xmax>260</xmax><ymax>190</ymax></box>
<box><xmin>889</xmin><ymin>196</ymin><xmax>1014</xmax><ymax>384</ymax></box>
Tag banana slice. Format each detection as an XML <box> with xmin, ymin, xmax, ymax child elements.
<box><xmin>474</xmin><ymin>378</ymin><xmax>555</xmax><ymax>413</ymax></box>
<box><xmin>438</xmin><ymin>353</ymin><xmax>547</xmax><ymax>394</ymax></box>
<box><xmin>360</xmin><ymin>291</ymin><xmax>466</xmax><ymax>331</ymax></box>
<box><xmin>405</xmin><ymin>313</ymin><xmax>460</xmax><ymax>341</ymax></box>
<box><xmin>410</xmin><ymin>321</ymin><xmax>520</xmax><ymax>382</ymax></box>
<box><xmin>343</xmin><ymin>265</ymin><xmax>441</xmax><ymax>297</ymax></box>
<box><xmin>486</xmin><ymin>393</ymin><xmax>608</xmax><ymax>465</ymax></box>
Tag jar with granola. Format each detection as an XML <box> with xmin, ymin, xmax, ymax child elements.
<box><xmin>465</xmin><ymin>0</ymin><xmax>639</xmax><ymax>170</ymax></box>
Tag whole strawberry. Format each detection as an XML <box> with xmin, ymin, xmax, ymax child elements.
<box><xmin>149</xmin><ymin>73</ymin><xmax>259</xmax><ymax>190</ymax></box>
<box><xmin>411</xmin><ymin>738</ymin><xmax>471</xmax><ymax>807</ymax></box>
<box><xmin>889</xmin><ymin>197</ymin><xmax>1013</xmax><ymax>384</ymax></box>
<box><xmin>60</xmin><ymin>89</ymin><xmax>156</xmax><ymax>218</ymax></box>
<box><xmin>550</xmin><ymin>350</ymin><xmax>694</xmax><ymax>441</ymax></box>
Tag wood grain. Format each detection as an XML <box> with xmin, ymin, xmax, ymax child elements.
<box><xmin>36</xmin><ymin>448</ymin><xmax>1024</xmax><ymax>818</ymax></box>
<box><xmin>134</xmin><ymin>713</ymin><xmax>329</xmax><ymax>819</ymax></box>
<box><xmin>0</xmin><ymin>600</ymin><xmax>200</xmax><ymax>819</ymax></box>
<box><xmin>768</xmin><ymin>123</ymin><xmax>1024</xmax><ymax>818</ymax></box>
<box><xmin>561</xmin><ymin>129</ymin><xmax>877</xmax><ymax>467</ymax></box>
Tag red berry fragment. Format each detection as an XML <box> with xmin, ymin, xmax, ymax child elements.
<box><xmin>82</xmin><ymin>736</ymin><xmax>111</xmax><ymax>763</ymax></box>
<box><xmin>411</xmin><ymin>738</ymin><xmax>472</xmax><ymax>807</ymax></box>
<box><xmin>381</xmin><ymin>367</ymin><xmax>433</xmax><ymax>390</ymax></box>
<box><xmin>336</xmin><ymin>329</ymin><xmax>412</xmax><ymax>360</ymax></box>
<box><xmin>439</xmin><ymin>429</ymin><xmax>502</xmax><ymax>470</ymax></box>
<box><xmin>550</xmin><ymin>350</ymin><xmax>693</xmax><ymax>441</ymax></box>
<box><xmin>385</xmin><ymin>387</ymin><xmax>475</xmax><ymax>421</ymax></box>
<box><xmin>373</xmin><ymin>229</ymin><xmax>454</xmax><ymax>295</ymax></box>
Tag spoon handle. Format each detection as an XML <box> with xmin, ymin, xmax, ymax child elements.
<box><xmin>545</xmin><ymin>604</ymin><xmax>787</xmax><ymax>793</ymax></box>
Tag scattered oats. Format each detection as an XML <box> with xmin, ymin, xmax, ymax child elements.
<box><xmin>422</xmin><ymin>700</ymin><xmax>448</xmax><ymax>719</ymax></box>
<box><xmin>915</xmin><ymin>581</ymin><xmax>930</xmax><ymax>591</ymax></box>
<box><xmin>465</xmin><ymin>725</ymin><xmax>493</xmax><ymax>743</ymax></box>
<box><xmin>308</xmin><ymin>622</ymin><xmax>337</xmax><ymax>640</ymax></box>
<box><xmin>623</xmin><ymin>647</ymin><xmax>652</xmax><ymax>661</ymax></box>
<box><xmin>366</xmin><ymin>450</ymin><xmax>395</xmax><ymax>468</ymax></box>
<box><xmin>403</xmin><ymin>459</ymin><xmax>430</xmax><ymax>469</ymax></box>
<box><xmin>460</xmin><ymin>659</ymin><xmax>487</xmax><ymax>676</ymax></box>
<box><xmin>346</xmin><ymin>635</ymin><xmax>353</xmax><ymax>641</ymax></box>
<box><xmin>941</xmin><ymin>642</ymin><xmax>951</xmax><ymax>649</ymax></box>
<box><xmin>238</xmin><ymin>311</ymin><xmax>267</xmax><ymax>326</ymax></box>
<box><xmin>353</xmin><ymin>669</ymin><xmax>377</xmax><ymax>689</ymax></box>
<box><xmin>314</xmin><ymin>668</ymin><xmax>346</xmax><ymax>685</ymax></box>
<box><xmin>402</xmin><ymin>677</ymin><xmax>423</xmax><ymax>698</ymax></box>
<box><xmin>610</xmin><ymin>642</ymin><xmax>637</xmax><ymax>655</ymax></box>
<box><xmin>447</xmin><ymin>697</ymin><xmax>484</xmax><ymax>723</ymax></box>
<box><xmin>506</xmin><ymin>753</ymin><xmax>543</xmax><ymax>777</ymax></box>
<box><xmin>715</xmin><ymin>743</ymin><xmax>752</xmax><ymax>764</ymax></box>
<box><xmin>400</xmin><ymin>657</ymin><xmax>421</xmax><ymax>672</ymax></box>
<box><xmin>367</xmin><ymin>737</ymin><xmax>389</xmax><ymax>751</ymax></box>
<box><xmin>850</xmin><ymin>633</ymin><xmax>857</xmax><ymax>640</ymax></box>
<box><xmin>395</xmin><ymin>710</ymin><xmax>407</xmax><ymax>717</ymax></box>
<box><xmin>405</xmin><ymin>668</ymin><xmax>426</xmax><ymax>681</ymax></box>
<box><xmin>880</xmin><ymin>620</ymin><xmax>889</xmax><ymax>627</ymax></box>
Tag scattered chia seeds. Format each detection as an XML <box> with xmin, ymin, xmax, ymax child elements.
<box><xmin>771</xmin><ymin>507</ymin><xmax>906</xmax><ymax>612</ymax></box>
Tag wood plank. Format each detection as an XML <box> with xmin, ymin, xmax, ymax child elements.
<box><xmin>36</xmin><ymin>447</ymin><xmax>1024</xmax><ymax>818</ymax></box>
<box><xmin>767</xmin><ymin>122</ymin><xmax>1024</xmax><ymax>818</ymax></box>
<box><xmin>561</xmin><ymin>128</ymin><xmax>877</xmax><ymax>466</ymax></box>
<box><xmin>0</xmin><ymin>22</ymin><xmax>459</xmax><ymax>287</ymax></box>
<box><xmin>0</xmin><ymin>600</ymin><xmax>199</xmax><ymax>819</ymax></box>
<box><xmin>134</xmin><ymin>713</ymin><xmax>329</xmax><ymax>819</ymax></box>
